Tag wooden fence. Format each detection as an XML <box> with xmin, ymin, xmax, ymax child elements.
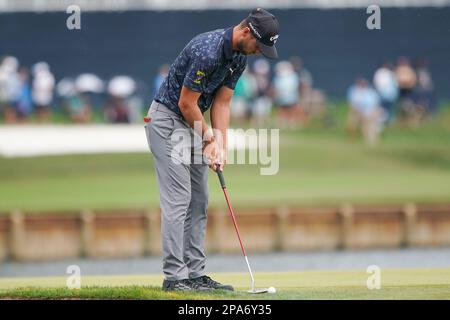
<box><xmin>0</xmin><ymin>203</ymin><xmax>449</xmax><ymax>262</ymax></box>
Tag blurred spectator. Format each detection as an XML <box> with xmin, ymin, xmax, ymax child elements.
<box><xmin>14</xmin><ymin>66</ymin><xmax>34</xmax><ymax>123</ymax></box>
<box><xmin>153</xmin><ymin>64</ymin><xmax>169</xmax><ymax>97</ymax></box>
<box><xmin>74</xmin><ymin>73</ymin><xmax>105</xmax><ymax>122</ymax></box>
<box><xmin>105</xmin><ymin>76</ymin><xmax>136</xmax><ymax>123</ymax></box>
<box><xmin>272</xmin><ymin>61</ymin><xmax>301</xmax><ymax>129</ymax></box>
<box><xmin>32</xmin><ymin>61</ymin><xmax>55</xmax><ymax>122</ymax></box>
<box><xmin>0</xmin><ymin>56</ymin><xmax>21</xmax><ymax>123</ymax></box>
<box><xmin>395</xmin><ymin>57</ymin><xmax>418</xmax><ymax>121</ymax></box>
<box><xmin>250</xmin><ymin>58</ymin><xmax>272</xmax><ymax>127</ymax></box>
<box><xmin>415</xmin><ymin>58</ymin><xmax>436</xmax><ymax>117</ymax></box>
<box><xmin>0</xmin><ymin>56</ymin><xmax>20</xmax><ymax>123</ymax></box>
<box><xmin>290</xmin><ymin>56</ymin><xmax>328</xmax><ymax>125</ymax></box>
<box><xmin>299</xmin><ymin>83</ymin><xmax>327</xmax><ymax>123</ymax></box>
<box><xmin>127</xmin><ymin>78</ymin><xmax>148</xmax><ymax>123</ymax></box>
<box><xmin>347</xmin><ymin>78</ymin><xmax>384</xmax><ymax>146</ymax></box>
<box><xmin>231</xmin><ymin>67</ymin><xmax>255</xmax><ymax>124</ymax></box>
<box><xmin>290</xmin><ymin>56</ymin><xmax>313</xmax><ymax>90</ymax></box>
<box><xmin>128</xmin><ymin>94</ymin><xmax>145</xmax><ymax>123</ymax></box>
<box><xmin>0</xmin><ymin>57</ymin><xmax>7</xmax><ymax>116</ymax></box>
<box><xmin>373</xmin><ymin>62</ymin><xmax>398</xmax><ymax>123</ymax></box>
<box><xmin>76</xmin><ymin>73</ymin><xmax>105</xmax><ymax>111</ymax></box>
<box><xmin>57</xmin><ymin>78</ymin><xmax>91</xmax><ymax>123</ymax></box>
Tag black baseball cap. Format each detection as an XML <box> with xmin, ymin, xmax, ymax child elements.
<box><xmin>245</xmin><ymin>8</ymin><xmax>280</xmax><ymax>59</ymax></box>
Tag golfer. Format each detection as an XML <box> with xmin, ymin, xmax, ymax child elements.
<box><xmin>145</xmin><ymin>8</ymin><xmax>280</xmax><ymax>291</ymax></box>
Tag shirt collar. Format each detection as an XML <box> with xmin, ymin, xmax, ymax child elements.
<box><xmin>223</xmin><ymin>27</ymin><xmax>234</xmax><ymax>61</ymax></box>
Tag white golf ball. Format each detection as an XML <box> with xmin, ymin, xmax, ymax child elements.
<box><xmin>268</xmin><ymin>286</ymin><xmax>276</xmax><ymax>294</ymax></box>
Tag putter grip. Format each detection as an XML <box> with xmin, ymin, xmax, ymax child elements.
<box><xmin>217</xmin><ymin>170</ymin><xmax>226</xmax><ymax>188</ymax></box>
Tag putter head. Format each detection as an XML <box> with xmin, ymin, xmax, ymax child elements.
<box><xmin>248</xmin><ymin>288</ymin><xmax>269</xmax><ymax>294</ymax></box>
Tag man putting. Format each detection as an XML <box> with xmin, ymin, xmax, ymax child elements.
<box><xmin>145</xmin><ymin>8</ymin><xmax>280</xmax><ymax>291</ymax></box>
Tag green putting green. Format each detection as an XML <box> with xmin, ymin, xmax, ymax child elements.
<box><xmin>0</xmin><ymin>268</ymin><xmax>449</xmax><ymax>299</ymax></box>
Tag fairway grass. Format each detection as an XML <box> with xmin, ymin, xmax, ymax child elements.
<box><xmin>1</xmin><ymin>104</ymin><xmax>450</xmax><ymax>212</ymax></box>
<box><xmin>1</xmin><ymin>119</ymin><xmax>450</xmax><ymax>212</ymax></box>
<box><xmin>1</xmin><ymin>268</ymin><xmax>449</xmax><ymax>300</ymax></box>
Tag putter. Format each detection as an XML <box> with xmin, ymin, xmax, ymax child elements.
<box><xmin>216</xmin><ymin>167</ymin><xmax>270</xmax><ymax>294</ymax></box>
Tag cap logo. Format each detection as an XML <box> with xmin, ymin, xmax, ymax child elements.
<box><xmin>248</xmin><ymin>22</ymin><xmax>262</xmax><ymax>39</ymax></box>
<box><xmin>270</xmin><ymin>34</ymin><xmax>279</xmax><ymax>44</ymax></box>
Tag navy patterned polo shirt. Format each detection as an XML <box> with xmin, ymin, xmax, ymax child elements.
<box><xmin>154</xmin><ymin>27</ymin><xmax>247</xmax><ymax>116</ymax></box>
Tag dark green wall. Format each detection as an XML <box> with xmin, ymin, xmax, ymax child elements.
<box><xmin>1</xmin><ymin>8</ymin><xmax>449</xmax><ymax>100</ymax></box>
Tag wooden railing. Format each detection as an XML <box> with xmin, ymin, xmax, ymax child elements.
<box><xmin>0</xmin><ymin>203</ymin><xmax>449</xmax><ymax>262</ymax></box>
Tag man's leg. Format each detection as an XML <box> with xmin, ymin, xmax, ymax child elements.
<box><xmin>183</xmin><ymin>140</ymin><xmax>235</xmax><ymax>291</ymax></box>
<box><xmin>183</xmin><ymin>160</ymin><xmax>209</xmax><ymax>279</ymax></box>
<box><xmin>146</xmin><ymin>107</ymin><xmax>191</xmax><ymax>281</ymax></box>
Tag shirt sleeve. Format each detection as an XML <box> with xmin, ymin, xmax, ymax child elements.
<box><xmin>183</xmin><ymin>54</ymin><xmax>217</xmax><ymax>93</ymax></box>
<box><xmin>223</xmin><ymin>61</ymin><xmax>247</xmax><ymax>90</ymax></box>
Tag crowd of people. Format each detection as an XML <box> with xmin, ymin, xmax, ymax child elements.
<box><xmin>347</xmin><ymin>57</ymin><xmax>436</xmax><ymax>146</ymax></box>
<box><xmin>0</xmin><ymin>56</ymin><xmax>53</xmax><ymax>123</ymax></box>
<box><xmin>0</xmin><ymin>55</ymin><xmax>146</xmax><ymax>124</ymax></box>
<box><xmin>1</xmin><ymin>54</ymin><xmax>438</xmax><ymax>143</ymax></box>
<box><xmin>230</xmin><ymin>56</ymin><xmax>327</xmax><ymax>129</ymax></box>
<box><xmin>148</xmin><ymin>56</ymin><xmax>327</xmax><ymax>130</ymax></box>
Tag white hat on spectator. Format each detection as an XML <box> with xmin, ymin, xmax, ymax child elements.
<box><xmin>32</xmin><ymin>61</ymin><xmax>50</xmax><ymax>75</ymax></box>
<box><xmin>107</xmin><ymin>76</ymin><xmax>136</xmax><ymax>98</ymax></box>
<box><xmin>2</xmin><ymin>56</ymin><xmax>19</xmax><ymax>73</ymax></box>
<box><xmin>75</xmin><ymin>73</ymin><xmax>104</xmax><ymax>93</ymax></box>
<box><xmin>56</xmin><ymin>78</ymin><xmax>77</xmax><ymax>97</ymax></box>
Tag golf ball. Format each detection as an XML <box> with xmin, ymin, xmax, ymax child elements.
<box><xmin>268</xmin><ymin>286</ymin><xmax>276</xmax><ymax>294</ymax></box>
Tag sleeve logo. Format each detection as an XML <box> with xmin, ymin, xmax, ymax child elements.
<box><xmin>194</xmin><ymin>70</ymin><xmax>206</xmax><ymax>84</ymax></box>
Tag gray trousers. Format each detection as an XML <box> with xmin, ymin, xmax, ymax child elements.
<box><xmin>144</xmin><ymin>100</ymin><xmax>209</xmax><ymax>281</ymax></box>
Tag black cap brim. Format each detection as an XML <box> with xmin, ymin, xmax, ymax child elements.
<box><xmin>258</xmin><ymin>42</ymin><xmax>278</xmax><ymax>59</ymax></box>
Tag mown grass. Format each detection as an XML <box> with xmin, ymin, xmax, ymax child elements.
<box><xmin>1</xmin><ymin>268</ymin><xmax>449</xmax><ymax>300</ymax></box>
<box><xmin>0</xmin><ymin>103</ymin><xmax>449</xmax><ymax>213</ymax></box>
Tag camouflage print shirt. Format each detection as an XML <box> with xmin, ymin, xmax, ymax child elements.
<box><xmin>154</xmin><ymin>27</ymin><xmax>247</xmax><ymax>116</ymax></box>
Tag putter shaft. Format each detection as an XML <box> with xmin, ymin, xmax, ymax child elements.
<box><xmin>217</xmin><ymin>169</ymin><xmax>257</xmax><ymax>292</ymax></box>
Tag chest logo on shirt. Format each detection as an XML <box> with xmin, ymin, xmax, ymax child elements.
<box><xmin>194</xmin><ymin>70</ymin><xmax>206</xmax><ymax>84</ymax></box>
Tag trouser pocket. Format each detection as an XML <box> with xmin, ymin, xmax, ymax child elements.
<box><xmin>144</xmin><ymin>124</ymin><xmax>152</xmax><ymax>151</ymax></box>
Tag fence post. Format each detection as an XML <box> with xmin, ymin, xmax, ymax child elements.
<box><xmin>274</xmin><ymin>206</ymin><xmax>290</xmax><ymax>251</ymax></box>
<box><xmin>80</xmin><ymin>209</ymin><xmax>94</xmax><ymax>258</ymax></box>
<box><xmin>338</xmin><ymin>203</ymin><xmax>354</xmax><ymax>249</ymax></box>
<box><xmin>9</xmin><ymin>209</ymin><xmax>25</xmax><ymax>261</ymax></box>
<box><xmin>402</xmin><ymin>203</ymin><xmax>417</xmax><ymax>247</ymax></box>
